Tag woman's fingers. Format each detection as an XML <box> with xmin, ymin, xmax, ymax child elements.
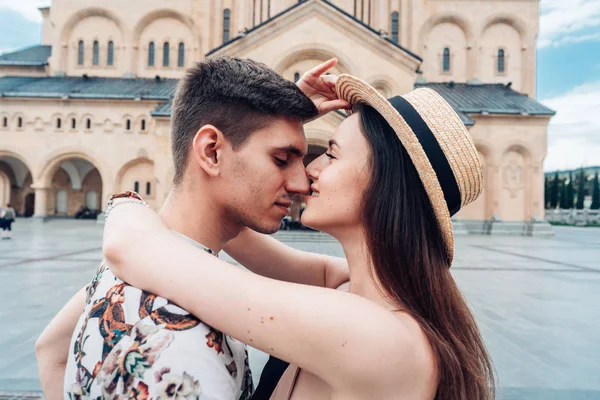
<box><xmin>320</xmin><ymin>99</ymin><xmax>351</xmax><ymax>113</ymax></box>
<box><xmin>306</xmin><ymin>58</ymin><xmax>338</xmax><ymax>78</ymax></box>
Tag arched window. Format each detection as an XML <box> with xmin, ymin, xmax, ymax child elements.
<box><xmin>141</xmin><ymin>119</ymin><xmax>146</xmax><ymax>131</ymax></box>
<box><xmin>178</xmin><ymin>43</ymin><xmax>185</xmax><ymax>67</ymax></box>
<box><xmin>107</xmin><ymin>41</ymin><xmax>114</xmax><ymax>66</ymax></box>
<box><xmin>443</xmin><ymin>48</ymin><xmax>450</xmax><ymax>72</ymax></box>
<box><xmin>391</xmin><ymin>11</ymin><xmax>399</xmax><ymax>43</ymax></box>
<box><xmin>92</xmin><ymin>40</ymin><xmax>99</xmax><ymax>65</ymax></box>
<box><xmin>56</xmin><ymin>118</ymin><xmax>62</xmax><ymax>129</ymax></box>
<box><xmin>17</xmin><ymin>117</ymin><xmax>22</xmax><ymax>128</ymax></box>
<box><xmin>497</xmin><ymin>49</ymin><xmax>505</xmax><ymax>73</ymax></box>
<box><xmin>294</xmin><ymin>72</ymin><xmax>300</xmax><ymax>82</ymax></box>
<box><xmin>223</xmin><ymin>9</ymin><xmax>231</xmax><ymax>43</ymax></box>
<box><xmin>78</xmin><ymin>40</ymin><xmax>84</xmax><ymax>65</ymax></box>
<box><xmin>71</xmin><ymin>118</ymin><xmax>76</xmax><ymax>129</ymax></box>
<box><xmin>148</xmin><ymin>42</ymin><xmax>155</xmax><ymax>67</ymax></box>
<box><xmin>163</xmin><ymin>42</ymin><xmax>170</xmax><ymax>67</ymax></box>
<box><xmin>134</xmin><ymin>181</ymin><xmax>140</xmax><ymax>193</ymax></box>
<box><xmin>146</xmin><ymin>182</ymin><xmax>152</xmax><ymax>195</ymax></box>
<box><xmin>126</xmin><ymin>119</ymin><xmax>131</xmax><ymax>131</ymax></box>
<box><xmin>86</xmin><ymin>118</ymin><xmax>91</xmax><ymax>130</ymax></box>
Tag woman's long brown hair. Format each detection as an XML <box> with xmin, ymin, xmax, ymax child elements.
<box><xmin>356</xmin><ymin>104</ymin><xmax>495</xmax><ymax>399</ymax></box>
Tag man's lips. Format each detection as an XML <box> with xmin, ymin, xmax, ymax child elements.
<box><xmin>275</xmin><ymin>201</ymin><xmax>292</xmax><ymax>208</ymax></box>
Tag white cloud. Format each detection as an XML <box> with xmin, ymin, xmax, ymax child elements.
<box><xmin>542</xmin><ymin>81</ymin><xmax>600</xmax><ymax>171</ymax></box>
<box><xmin>538</xmin><ymin>0</ymin><xmax>600</xmax><ymax>48</ymax></box>
<box><xmin>0</xmin><ymin>0</ymin><xmax>50</xmax><ymax>22</ymax></box>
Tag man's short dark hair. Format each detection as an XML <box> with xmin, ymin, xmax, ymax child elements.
<box><xmin>170</xmin><ymin>56</ymin><xmax>318</xmax><ymax>184</ymax></box>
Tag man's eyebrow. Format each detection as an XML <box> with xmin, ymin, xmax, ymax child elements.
<box><xmin>274</xmin><ymin>145</ymin><xmax>305</xmax><ymax>157</ymax></box>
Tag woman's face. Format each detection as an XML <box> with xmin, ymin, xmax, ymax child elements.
<box><xmin>302</xmin><ymin>113</ymin><xmax>371</xmax><ymax>235</ymax></box>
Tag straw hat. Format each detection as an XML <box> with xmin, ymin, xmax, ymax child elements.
<box><xmin>335</xmin><ymin>74</ymin><xmax>483</xmax><ymax>263</ymax></box>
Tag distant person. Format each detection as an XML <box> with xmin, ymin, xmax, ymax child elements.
<box><xmin>0</xmin><ymin>203</ymin><xmax>15</xmax><ymax>240</ymax></box>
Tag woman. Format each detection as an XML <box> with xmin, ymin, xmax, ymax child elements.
<box><xmin>104</xmin><ymin>75</ymin><xmax>495</xmax><ymax>399</ymax></box>
<box><xmin>0</xmin><ymin>203</ymin><xmax>15</xmax><ymax>240</ymax></box>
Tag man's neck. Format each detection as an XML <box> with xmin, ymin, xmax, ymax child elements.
<box><xmin>158</xmin><ymin>184</ymin><xmax>241</xmax><ymax>253</ymax></box>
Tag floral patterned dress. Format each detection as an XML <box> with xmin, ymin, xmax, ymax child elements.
<box><xmin>64</xmin><ymin>231</ymin><xmax>253</xmax><ymax>400</ymax></box>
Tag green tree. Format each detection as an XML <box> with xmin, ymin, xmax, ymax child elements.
<box><xmin>544</xmin><ymin>176</ymin><xmax>549</xmax><ymax>209</ymax></box>
<box><xmin>559</xmin><ymin>179</ymin><xmax>568</xmax><ymax>209</ymax></box>
<box><xmin>576</xmin><ymin>168</ymin><xmax>586</xmax><ymax>209</ymax></box>
<box><xmin>550</xmin><ymin>171</ymin><xmax>559</xmax><ymax>208</ymax></box>
<box><xmin>566</xmin><ymin>171</ymin><xmax>575</xmax><ymax>209</ymax></box>
<box><xmin>591</xmin><ymin>172</ymin><xmax>600</xmax><ymax>210</ymax></box>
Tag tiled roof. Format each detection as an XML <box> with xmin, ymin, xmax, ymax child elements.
<box><xmin>0</xmin><ymin>76</ymin><xmax>177</xmax><ymax>101</ymax></box>
<box><xmin>0</xmin><ymin>76</ymin><xmax>556</xmax><ymax>123</ymax></box>
<box><xmin>151</xmin><ymin>98</ymin><xmax>174</xmax><ymax>117</ymax></box>
<box><xmin>416</xmin><ymin>82</ymin><xmax>555</xmax><ymax>126</ymax></box>
<box><xmin>0</xmin><ymin>45</ymin><xmax>52</xmax><ymax>66</ymax></box>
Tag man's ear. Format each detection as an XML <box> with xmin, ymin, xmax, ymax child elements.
<box><xmin>191</xmin><ymin>125</ymin><xmax>226</xmax><ymax>177</ymax></box>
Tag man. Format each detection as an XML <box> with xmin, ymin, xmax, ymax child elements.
<box><xmin>35</xmin><ymin>57</ymin><xmax>349</xmax><ymax>399</ymax></box>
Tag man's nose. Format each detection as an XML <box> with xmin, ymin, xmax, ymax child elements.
<box><xmin>286</xmin><ymin>164</ymin><xmax>310</xmax><ymax>196</ymax></box>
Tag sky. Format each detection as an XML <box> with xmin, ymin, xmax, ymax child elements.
<box><xmin>0</xmin><ymin>0</ymin><xmax>599</xmax><ymax>172</ymax></box>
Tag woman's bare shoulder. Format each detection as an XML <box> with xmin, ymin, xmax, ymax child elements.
<box><xmin>370</xmin><ymin>311</ymin><xmax>437</xmax><ymax>389</ymax></box>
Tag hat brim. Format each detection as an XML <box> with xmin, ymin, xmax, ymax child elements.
<box><xmin>336</xmin><ymin>74</ymin><xmax>461</xmax><ymax>263</ymax></box>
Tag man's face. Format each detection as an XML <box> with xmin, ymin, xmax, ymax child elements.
<box><xmin>216</xmin><ymin>117</ymin><xmax>309</xmax><ymax>234</ymax></box>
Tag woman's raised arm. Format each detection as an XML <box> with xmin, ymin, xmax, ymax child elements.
<box><xmin>103</xmin><ymin>202</ymin><xmax>414</xmax><ymax>392</ymax></box>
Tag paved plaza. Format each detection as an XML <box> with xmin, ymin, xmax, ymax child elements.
<box><xmin>0</xmin><ymin>219</ymin><xmax>598</xmax><ymax>399</ymax></box>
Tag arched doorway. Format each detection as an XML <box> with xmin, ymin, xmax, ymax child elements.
<box><xmin>86</xmin><ymin>190</ymin><xmax>98</xmax><ymax>210</ymax></box>
<box><xmin>0</xmin><ymin>153</ymin><xmax>34</xmax><ymax>217</ymax></box>
<box><xmin>24</xmin><ymin>193</ymin><xmax>35</xmax><ymax>217</ymax></box>
<box><xmin>43</xmin><ymin>157</ymin><xmax>104</xmax><ymax>217</ymax></box>
<box><xmin>56</xmin><ymin>190</ymin><xmax>68</xmax><ymax>214</ymax></box>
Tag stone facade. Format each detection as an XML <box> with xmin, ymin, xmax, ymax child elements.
<box><xmin>0</xmin><ymin>0</ymin><xmax>553</xmax><ymax>228</ymax></box>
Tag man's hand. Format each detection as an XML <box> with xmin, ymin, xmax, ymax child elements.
<box><xmin>297</xmin><ymin>58</ymin><xmax>350</xmax><ymax>118</ymax></box>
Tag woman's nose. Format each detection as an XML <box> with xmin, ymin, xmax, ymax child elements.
<box><xmin>306</xmin><ymin>154</ymin><xmax>326</xmax><ymax>181</ymax></box>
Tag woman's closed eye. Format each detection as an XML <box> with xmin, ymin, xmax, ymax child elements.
<box><xmin>325</xmin><ymin>152</ymin><xmax>336</xmax><ymax>160</ymax></box>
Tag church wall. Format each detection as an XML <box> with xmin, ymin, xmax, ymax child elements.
<box><xmin>224</xmin><ymin>9</ymin><xmax>417</xmax><ymax>95</ymax></box>
<box><xmin>0</xmin><ymin>0</ymin><xmax>550</xmax><ymax>224</ymax></box>
<box><xmin>0</xmin><ymin>98</ymin><xmax>171</xmax><ymax>212</ymax></box>
<box><xmin>465</xmin><ymin>115</ymin><xmax>550</xmax><ymax>222</ymax></box>
<box><xmin>0</xmin><ymin>66</ymin><xmax>48</xmax><ymax>78</ymax></box>
<box><xmin>411</xmin><ymin>0</ymin><xmax>537</xmax><ymax>96</ymax></box>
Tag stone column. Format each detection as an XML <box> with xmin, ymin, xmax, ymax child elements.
<box><xmin>31</xmin><ymin>185</ymin><xmax>50</xmax><ymax>218</ymax></box>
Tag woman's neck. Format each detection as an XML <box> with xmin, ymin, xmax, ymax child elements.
<box><xmin>337</xmin><ymin>228</ymin><xmax>396</xmax><ymax>311</ymax></box>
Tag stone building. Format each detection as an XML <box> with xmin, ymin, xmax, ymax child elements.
<box><xmin>0</xmin><ymin>0</ymin><xmax>554</xmax><ymax>233</ymax></box>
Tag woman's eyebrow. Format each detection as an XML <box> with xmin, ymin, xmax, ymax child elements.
<box><xmin>328</xmin><ymin>139</ymin><xmax>340</xmax><ymax>149</ymax></box>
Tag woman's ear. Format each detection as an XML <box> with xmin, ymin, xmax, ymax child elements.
<box><xmin>191</xmin><ymin>125</ymin><xmax>226</xmax><ymax>177</ymax></box>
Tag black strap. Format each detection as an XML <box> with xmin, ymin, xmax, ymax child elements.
<box><xmin>388</xmin><ymin>96</ymin><xmax>461</xmax><ymax>216</ymax></box>
<box><xmin>251</xmin><ymin>356</ymin><xmax>290</xmax><ymax>400</ymax></box>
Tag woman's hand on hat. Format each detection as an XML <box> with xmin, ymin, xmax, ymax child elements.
<box><xmin>297</xmin><ymin>58</ymin><xmax>351</xmax><ymax>118</ymax></box>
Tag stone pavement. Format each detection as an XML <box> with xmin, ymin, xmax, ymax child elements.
<box><xmin>0</xmin><ymin>219</ymin><xmax>598</xmax><ymax>399</ymax></box>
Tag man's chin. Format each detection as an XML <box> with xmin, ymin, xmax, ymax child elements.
<box><xmin>248</xmin><ymin>221</ymin><xmax>281</xmax><ymax>235</ymax></box>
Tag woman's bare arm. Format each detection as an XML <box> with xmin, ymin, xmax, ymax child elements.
<box><xmin>224</xmin><ymin>228</ymin><xmax>348</xmax><ymax>288</ymax></box>
<box><xmin>103</xmin><ymin>204</ymin><xmax>412</xmax><ymax>390</ymax></box>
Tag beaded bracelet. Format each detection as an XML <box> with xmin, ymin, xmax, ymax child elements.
<box><xmin>104</xmin><ymin>191</ymin><xmax>149</xmax><ymax>222</ymax></box>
